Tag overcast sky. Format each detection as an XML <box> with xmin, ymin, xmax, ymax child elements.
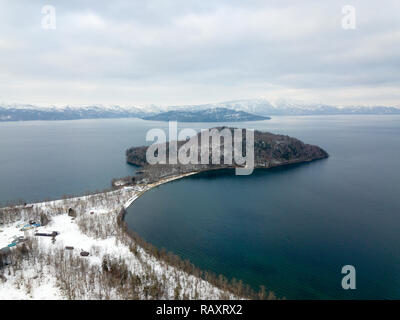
<box><xmin>0</xmin><ymin>0</ymin><xmax>399</xmax><ymax>107</ymax></box>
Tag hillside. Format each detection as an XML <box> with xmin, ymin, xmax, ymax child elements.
<box><xmin>126</xmin><ymin>127</ymin><xmax>329</xmax><ymax>182</ymax></box>
<box><xmin>142</xmin><ymin>108</ymin><xmax>270</xmax><ymax>122</ymax></box>
<box><xmin>170</xmin><ymin>99</ymin><xmax>400</xmax><ymax>116</ymax></box>
<box><xmin>0</xmin><ymin>105</ymin><xmax>149</xmax><ymax>122</ymax></box>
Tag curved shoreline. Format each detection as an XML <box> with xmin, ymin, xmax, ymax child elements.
<box><xmin>123</xmin><ymin>171</ymin><xmax>198</xmax><ymax>209</ymax></box>
<box><xmin>120</xmin><ymin>158</ymin><xmax>329</xmax><ymax>297</ymax></box>
<box><xmin>122</xmin><ymin>154</ymin><xmax>329</xmax><ymax>212</ymax></box>
<box><xmin>1</xmin><ymin>160</ymin><xmax>327</xmax><ymax>299</ymax></box>
<box><xmin>1</xmin><ymin>170</ymin><xmax>252</xmax><ymax>300</ymax></box>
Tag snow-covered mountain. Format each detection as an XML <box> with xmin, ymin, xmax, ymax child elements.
<box><xmin>0</xmin><ymin>104</ymin><xmax>161</xmax><ymax>121</ymax></box>
<box><xmin>142</xmin><ymin>107</ymin><xmax>270</xmax><ymax>122</ymax></box>
<box><xmin>169</xmin><ymin>98</ymin><xmax>400</xmax><ymax>116</ymax></box>
<box><xmin>1</xmin><ymin>98</ymin><xmax>399</xmax><ymax>122</ymax></box>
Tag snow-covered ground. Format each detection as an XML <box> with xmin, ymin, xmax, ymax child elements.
<box><xmin>0</xmin><ymin>172</ymin><xmax>236</xmax><ymax>300</ymax></box>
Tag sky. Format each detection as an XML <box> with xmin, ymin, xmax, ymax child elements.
<box><xmin>0</xmin><ymin>0</ymin><xmax>399</xmax><ymax>107</ymax></box>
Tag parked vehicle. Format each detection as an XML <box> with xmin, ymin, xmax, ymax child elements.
<box><xmin>80</xmin><ymin>251</ymin><xmax>90</xmax><ymax>257</ymax></box>
<box><xmin>20</xmin><ymin>223</ymin><xmax>41</xmax><ymax>231</ymax></box>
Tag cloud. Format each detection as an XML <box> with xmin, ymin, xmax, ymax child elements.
<box><xmin>0</xmin><ymin>0</ymin><xmax>399</xmax><ymax>106</ymax></box>
<box><xmin>67</xmin><ymin>12</ymin><xmax>107</xmax><ymax>30</ymax></box>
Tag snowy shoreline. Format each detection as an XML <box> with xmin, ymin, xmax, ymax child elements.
<box><xmin>0</xmin><ymin>171</ymin><xmax>245</xmax><ymax>300</ymax></box>
<box><xmin>122</xmin><ymin>172</ymin><xmax>198</xmax><ymax>210</ymax></box>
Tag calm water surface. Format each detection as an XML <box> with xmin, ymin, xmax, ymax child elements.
<box><xmin>125</xmin><ymin>115</ymin><xmax>400</xmax><ymax>299</ymax></box>
<box><xmin>1</xmin><ymin>116</ymin><xmax>400</xmax><ymax>299</ymax></box>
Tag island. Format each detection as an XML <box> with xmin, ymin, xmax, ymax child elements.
<box><xmin>126</xmin><ymin>127</ymin><xmax>329</xmax><ymax>183</ymax></box>
<box><xmin>141</xmin><ymin>108</ymin><xmax>271</xmax><ymax>122</ymax></box>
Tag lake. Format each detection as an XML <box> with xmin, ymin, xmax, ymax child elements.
<box><xmin>1</xmin><ymin>116</ymin><xmax>400</xmax><ymax>299</ymax></box>
<box><xmin>125</xmin><ymin>115</ymin><xmax>400</xmax><ymax>299</ymax></box>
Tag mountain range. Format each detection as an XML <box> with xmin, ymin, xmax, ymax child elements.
<box><xmin>1</xmin><ymin>98</ymin><xmax>400</xmax><ymax>122</ymax></box>
<box><xmin>142</xmin><ymin>108</ymin><xmax>270</xmax><ymax>122</ymax></box>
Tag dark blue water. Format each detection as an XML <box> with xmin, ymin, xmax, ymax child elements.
<box><xmin>0</xmin><ymin>118</ymin><xmax>273</xmax><ymax>204</ymax></box>
<box><xmin>1</xmin><ymin>116</ymin><xmax>400</xmax><ymax>299</ymax></box>
<box><xmin>0</xmin><ymin>119</ymin><xmax>140</xmax><ymax>205</ymax></box>
<box><xmin>125</xmin><ymin>115</ymin><xmax>400</xmax><ymax>299</ymax></box>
